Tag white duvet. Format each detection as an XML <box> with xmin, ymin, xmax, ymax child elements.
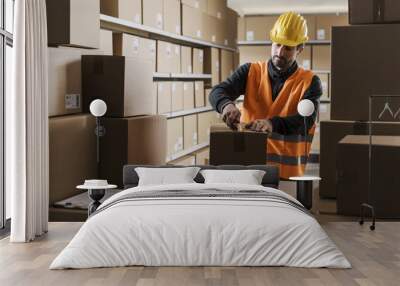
<box><xmin>50</xmin><ymin>183</ymin><xmax>351</xmax><ymax>269</ymax></box>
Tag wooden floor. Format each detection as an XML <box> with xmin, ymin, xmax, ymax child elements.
<box><xmin>1</xmin><ymin>220</ymin><xmax>399</xmax><ymax>286</ymax></box>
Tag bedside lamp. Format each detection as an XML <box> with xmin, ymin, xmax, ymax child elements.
<box><xmin>297</xmin><ymin>99</ymin><xmax>315</xmax><ymax>168</ymax></box>
<box><xmin>89</xmin><ymin>99</ymin><xmax>107</xmax><ymax>165</ymax></box>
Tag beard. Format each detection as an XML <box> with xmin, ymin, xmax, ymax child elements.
<box><xmin>272</xmin><ymin>56</ymin><xmax>292</xmax><ymax>70</ymax></box>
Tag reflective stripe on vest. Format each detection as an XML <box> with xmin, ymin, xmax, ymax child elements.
<box><xmin>241</xmin><ymin>61</ymin><xmax>315</xmax><ymax>179</ymax></box>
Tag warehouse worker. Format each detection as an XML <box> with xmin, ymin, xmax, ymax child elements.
<box><xmin>209</xmin><ymin>12</ymin><xmax>322</xmax><ymax>179</ymax></box>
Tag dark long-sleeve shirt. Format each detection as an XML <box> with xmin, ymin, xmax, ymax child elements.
<box><xmin>209</xmin><ymin>60</ymin><xmax>322</xmax><ymax>135</ymax></box>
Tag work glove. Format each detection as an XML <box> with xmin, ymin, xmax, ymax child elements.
<box><xmin>222</xmin><ymin>103</ymin><xmax>241</xmax><ymax>130</ymax></box>
<box><xmin>245</xmin><ymin>119</ymin><xmax>273</xmax><ymax>133</ymax></box>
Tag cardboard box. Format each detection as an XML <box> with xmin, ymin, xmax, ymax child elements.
<box><xmin>100</xmin><ymin>0</ymin><xmax>141</xmax><ymax>24</ymax></box>
<box><xmin>331</xmin><ymin>24</ymin><xmax>400</xmax><ymax>121</ymax></box>
<box><xmin>184</xmin><ymin>114</ymin><xmax>198</xmax><ymax>149</ymax></box>
<box><xmin>198</xmin><ymin>111</ymin><xmax>215</xmax><ymax>144</ymax></box>
<box><xmin>237</xmin><ymin>16</ymin><xmax>245</xmax><ymax>41</ymax></box>
<box><xmin>209</xmin><ymin>124</ymin><xmax>269</xmax><ymax>165</ymax></box>
<box><xmin>202</xmin><ymin>13</ymin><xmax>219</xmax><ymax>43</ymax></box>
<box><xmin>192</xmin><ymin>48</ymin><xmax>204</xmax><ymax>74</ymax></box>
<box><xmin>181</xmin><ymin>46</ymin><xmax>193</xmax><ymax>73</ymax></box>
<box><xmin>182</xmin><ymin>4</ymin><xmax>203</xmax><ymax>39</ymax></box>
<box><xmin>157</xmin><ymin>40</ymin><xmax>180</xmax><ymax>73</ymax></box>
<box><xmin>319</xmin><ymin>120</ymin><xmax>400</xmax><ymax>198</ymax></box>
<box><xmin>225</xmin><ymin>8</ymin><xmax>238</xmax><ymax>46</ymax></box>
<box><xmin>315</xmin><ymin>14</ymin><xmax>348</xmax><ymax>40</ymax></box>
<box><xmin>171</xmin><ymin>82</ymin><xmax>184</xmax><ymax>112</ymax></box>
<box><xmin>303</xmin><ymin>15</ymin><xmax>316</xmax><ymax>40</ymax></box>
<box><xmin>318</xmin><ymin>102</ymin><xmax>331</xmax><ymax>122</ymax></box>
<box><xmin>337</xmin><ymin>135</ymin><xmax>400</xmax><ymax>217</ymax></box>
<box><xmin>194</xmin><ymin>81</ymin><xmax>205</xmax><ymax>107</ymax></box>
<box><xmin>82</xmin><ymin>55</ymin><xmax>156</xmax><ymax>117</ymax></box>
<box><xmin>207</xmin><ymin>0</ymin><xmax>225</xmax><ymax>18</ymax></box>
<box><xmin>312</xmin><ymin>46</ymin><xmax>330</xmax><ymax>71</ymax></box>
<box><xmin>220</xmin><ymin>50</ymin><xmax>234</xmax><ymax>81</ymax></box>
<box><xmin>245</xmin><ymin>16</ymin><xmax>278</xmax><ymax>41</ymax></box>
<box><xmin>204</xmin><ymin>47</ymin><xmax>220</xmax><ymax>86</ymax></box>
<box><xmin>296</xmin><ymin>46</ymin><xmax>311</xmax><ymax>70</ymax></box>
<box><xmin>182</xmin><ymin>0</ymin><xmax>207</xmax><ymax>12</ymax></box>
<box><xmin>349</xmin><ymin>0</ymin><xmax>400</xmax><ymax>24</ymax></box>
<box><xmin>46</xmin><ymin>0</ymin><xmax>99</xmax><ymax>48</ymax></box>
<box><xmin>316</xmin><ymin>73</ymin><xmax>330</xmax><ymax>99</ymax></box>
<box><xmin>143</xmin><ymin>0</ymin><xmax>163</xmax><ymax>30</ymax></box>
<box><xmin>48</xmin><ymin>47</ymin><xmax>82</xmax><ymax>117</ymax></box>
<box><xmin>170</xmin><ymin>155</ymin><xmax>196</xmax><ymax>166</ymax></box>
<box><xmin>113</xmin><ymin>33</ymin><xmax>157</xmax><ymax>71</ymax></box>
<box><xmin>183</xmin><ymin>82</ymin><xmax>195</xmax><ymax>110</ymax></box>
<box><xmin>100</xmin><ymin>115</ymin><xmax>167</xmax><ymax>186</ymax></box>
<box><xmin>205</xmin><ymin>88</ymin><xmax>212</xmax><ymax>107</ymax></box>
<box><xmin>239</xmin><ymin>46</ymin><xmax>271</xmax><ymax>65</ymax></box>
<box><xmin>164</xmin><ymin>0</ymin><xmax>181</xmax><ymax>34</ymax></box>
<box><xmin>195</xmin><ymin>148</ymin><xmax>209</xmax><ymax>165</ymax></box>
<box><xmin>167</xmin><ymin>117</ymin><xmax>184</xmax><ymax>156</ymax></box>
<box><xmin>157</xmin><ymin>82</ymin><xmax>172</xmax><ymax>114</ymax></box>
<box><xmin>99</xmin><ymin>29</ymin><xmax>113</xmax><ymax>55</ymax></box>
<box><xmin>49</xmin><ymin>114</ymin><xmax>97</xmax><ymax>204</ymax></box>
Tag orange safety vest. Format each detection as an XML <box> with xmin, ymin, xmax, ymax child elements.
<box><xmin>241</xmin><ymin>61</ymin><xmax>315</xmax><ymax>179</ymax></box>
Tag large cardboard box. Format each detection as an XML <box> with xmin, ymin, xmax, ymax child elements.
<box><xmin>100</xmin><ymin>115</ymin><xmax>167</xmax><ymax>186</ymax></box>
<box><xmin>49</xmin><ymin>114</ymin><xmax>97</xmax><ymax>204</ymax></box>
<box><xmin>157</xmin><ymin>41</ymin><xmax>180</xmax><ymax>73</ymax></box>
<box><xmin>320</xmin><ymin>120</ymin><xmax>400</xmax><ymax>198</ymax></box>
<box><xmin>331</xmin><ymin>24</ymin><xmax>400</xmax><ymax>121</ymax></box>
<box><xmin>46</xmin><ymin>0</ymin><xmax>99</xmax><ymax>49</ymax></box>
<box><xmin>196</xmin><ymin>147</ymin><xmax>209</xmax><ymax>165</ymax></box>
<box><xmin>337</xmin><ymin>135</ymin><xmax>400</xmax><ymax>217</ymax></box>
<box><xmin>182</xmin><ymin>4</ymin><xmax>203</xmax><ymax>39</ymax></box>
<box><xmin>82</xmin><ymin>55</ymin><xmax>156</xmax><ymax>117</ymax></box>
<box><xmin>143</xmin><ymin>0</ymin><xmax>164</xmax><ymax>30</ymax></box>
<box><xmin>202</xmin><ymin>14</ymin><xmax>219</xmax><ymax>44</ymax></box>
<box><xmin>194</xmin><ymin>81</ymin><xmax>205</xmax><ymax>107</ymax></box>
<box><xmin>239</xmin><ymin>46</ymin><xmax>271</xmax><ymax>65</ymax></box>
<box><xmin>48</xmin><ymin>47</ymin><xmax>82</xmax><ymax>117</ymax></box>
<box><xmin>245</xmin><ymin>16</ymin><xmax>278</xmax><ymax>41</ymax></box>
<box><xmin>99</xmin><ymin>29</ymin><xmax>113</xmax><ymax>55</ymax></box>
<box><xmin>207</xmin><ymin>0</ymin><xmax>225</xmax><ymax>18</ymax></box>
<box><xmin>198</xmin><ymin>111</ymin><xmax>215</xmax><ymax>144</ymax></box>
<box><xmin>157</xmin><ymin>82</ymin><xmax>172</xmax><ymax>114</ymax></box>
<box><xmin>167</xmin><ymin>117</ymin><xmax>184</xmax><ymax>156</ymax></box>
<box><xmin>349</xmin><ymin>0</ymin><xmax>400</xmax><ymax>24</ymax></box>
<box><xmin>296</xmin><ymin>46</ymin><xmax>311</xmax><ymax>70</ymax></box>
<box><xmin>184</xmin><ymin>114</ymin><xmax>198</xmax><ymax>149</ymax></box>
<box><xmin>209</xmin><ymin>124</ymin><xmax>269</xmax><ymax>165</ymax></box>
<box><xmin>316</xmin><ymin>73</ymin><xmax>330</xmax><ymax>99</ymax></box>
<box><xmin>204</xmin><ymin>47</ymin><xmax>220</xmax><ymax>86</ymax></box>
<box><xmin>183</xmin><ymin>82</ymin><xmax>195</xmax><ymax>110</ymax></box>
<box><xmin>315</xmin><ymin>14</ymin><xmax>348</xmax><ymax>40</ymax></box>
<box><xmin>220</xmin><ymin>50</ymin><xmax>234</xmax><ymax>81</ymax></box>
<box><xmin>171</xmin><ymin>82</ymin><xmax>184</xmax><ymax>112</ymax></box>
<box><xmin>181</xmin><ymin>46</ymin><xmax>193</xmax><ymax>74</ymax></box>
<box><xmin>192</xmin><ymin>48</ymin><xmax>204</xmax><ymax>74</ymax></box>
<box><xmin>237</xmin><ymin>16</ymin><xmax>245</xmax><ymax>41</ymax></box>
<box><xmin>182</xmin><ymin>0</ymin><xmax>207</xmax><ymax>13</ymax></box>
<box><xmin>303</xmin><ymin>15</ymin><xmax>316</xmax><ymax>41</ymax></box>
<box><xmin>225</xmin><ymin>8</ymin><xmax>238</xmax><ymax>46</ymax></box>
<box><xmin>164</xmin><ymin>0</ymin><xmax>181</xmax><ymax>34</ymax></box>
<box><xmin>205</xmin><ymin>88</ymin><xmax>212</xmax><ymax>107</ymax></box>
<box><xmin>312</xmin><ymin>46</ymin><xmax>330</xmax><ymax>71</ymax></box>
<box><xmin>100</xmin><ymin>0</ymin><xmax>141</xmax><ymax>24</ymax></box>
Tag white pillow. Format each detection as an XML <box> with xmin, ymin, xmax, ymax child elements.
<box><xmin>200</xmin><ymin>169</ymin><xmax>266</xmax><ymax>185</ymax></box>
<box><xmin>135</xmin><ymin>167</ymin><xmax>201</xmax><ymax>186</ymax></box>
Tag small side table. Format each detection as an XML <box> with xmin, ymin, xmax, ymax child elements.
<box><xmin>77</xmin><ymin>184</ymin><xmax>117</xmax><ymax>216</ymax></box>
<box><xmin>289</xmin><ymin>176</ymin><xmax>321</xmax><ymax>210</ymax></box>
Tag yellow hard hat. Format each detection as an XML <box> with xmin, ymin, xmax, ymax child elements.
<box><xmin>270</xmin><ymin>12</ymin><xmax>309</xmax><ymax>47</ymax></box>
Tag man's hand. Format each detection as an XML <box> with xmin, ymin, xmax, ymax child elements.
<box><xmin>245</xmin><ymin>119</ymin><xmax>273</xmax><ymax>133</ymax></box>
<box><xmin>222</xmin><ymin>103</ymin><xmax>241</xmax><ymax>130</ymax></box>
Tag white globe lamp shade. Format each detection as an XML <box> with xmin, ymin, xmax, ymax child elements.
<box><xmin>297</xmin><ymin>99</ymin><xmax>314</xmax><ymax>117</ymax></box>
<box><xmin>89</xmin><ymin>99</ymin><xmax>107</xmax><ymax>117</ymax></box>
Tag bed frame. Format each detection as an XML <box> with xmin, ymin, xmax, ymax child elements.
<box><xmin>123</xmin><ymin>165</ymin><xmax>280</xmax><ymax>189</ymax></box>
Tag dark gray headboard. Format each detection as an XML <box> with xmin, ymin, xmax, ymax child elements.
<box><xmin>123</xmin><ymin>165</ymin><xmax>280</xmax><ymax>189</ymax></box>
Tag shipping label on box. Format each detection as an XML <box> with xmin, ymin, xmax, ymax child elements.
<box><xmin>246</xmin><ymin>31</ymin><xmax>254</xmax><ymax>41</ymax></box>
<box><xmin>317</xmin><ymin>29</ymin><xmax>326</xmax><ymax>40</ymax></box>
<box><xmin>65</xmin><ymin>94</ymin><xmax>80</xmax><ymax>109</ymax></box>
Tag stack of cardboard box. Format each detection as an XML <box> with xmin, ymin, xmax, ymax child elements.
<box><xmin>320</xmin><ymin>0</ymin><xmax>400</xmax><ymax>216</ymax></box>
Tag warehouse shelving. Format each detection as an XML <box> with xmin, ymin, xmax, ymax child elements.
<box><xmin>237</xmin><ymin>40</ymin><xmax>331</xmax><ymax>46</ymax></box>
<box><xmin>153</xmin><ymin>73</ymin><xmax>212</xmax><ymax>81</ymax></box>
<box><xmin>163</xmin><ymin>106</ymin><xmax>214</xmax><ymax>119</ymax></box>
<box><xmin>166</xmin><ymin>142</ymin><xmax>210</xmax><ymax>163</ymax></box>
<box><xmin>100</xmin><ymin>14</ymin><xmax>236</xmax><ymax>52</ymax></box>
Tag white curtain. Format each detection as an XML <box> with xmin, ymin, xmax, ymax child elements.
<box><xmin>8</xmin><ymin>0</ymin><xmax>49</xmax><ymax>242</ymax></box>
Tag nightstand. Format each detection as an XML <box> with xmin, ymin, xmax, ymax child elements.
<box><xmin>289</xmin><ymin>176</ymin><xmax>321</xmax><ymax>210</ymax></box>
<box><xmin>77</xmin><ymin>183</ymin><xmax>117</xmax><ymax>216</ymax></box>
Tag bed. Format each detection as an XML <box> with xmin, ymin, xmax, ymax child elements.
<box><xmin>50</xmin><ymin>165</ymin><xmax>350</xmax><ymax>269</ymax></box>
